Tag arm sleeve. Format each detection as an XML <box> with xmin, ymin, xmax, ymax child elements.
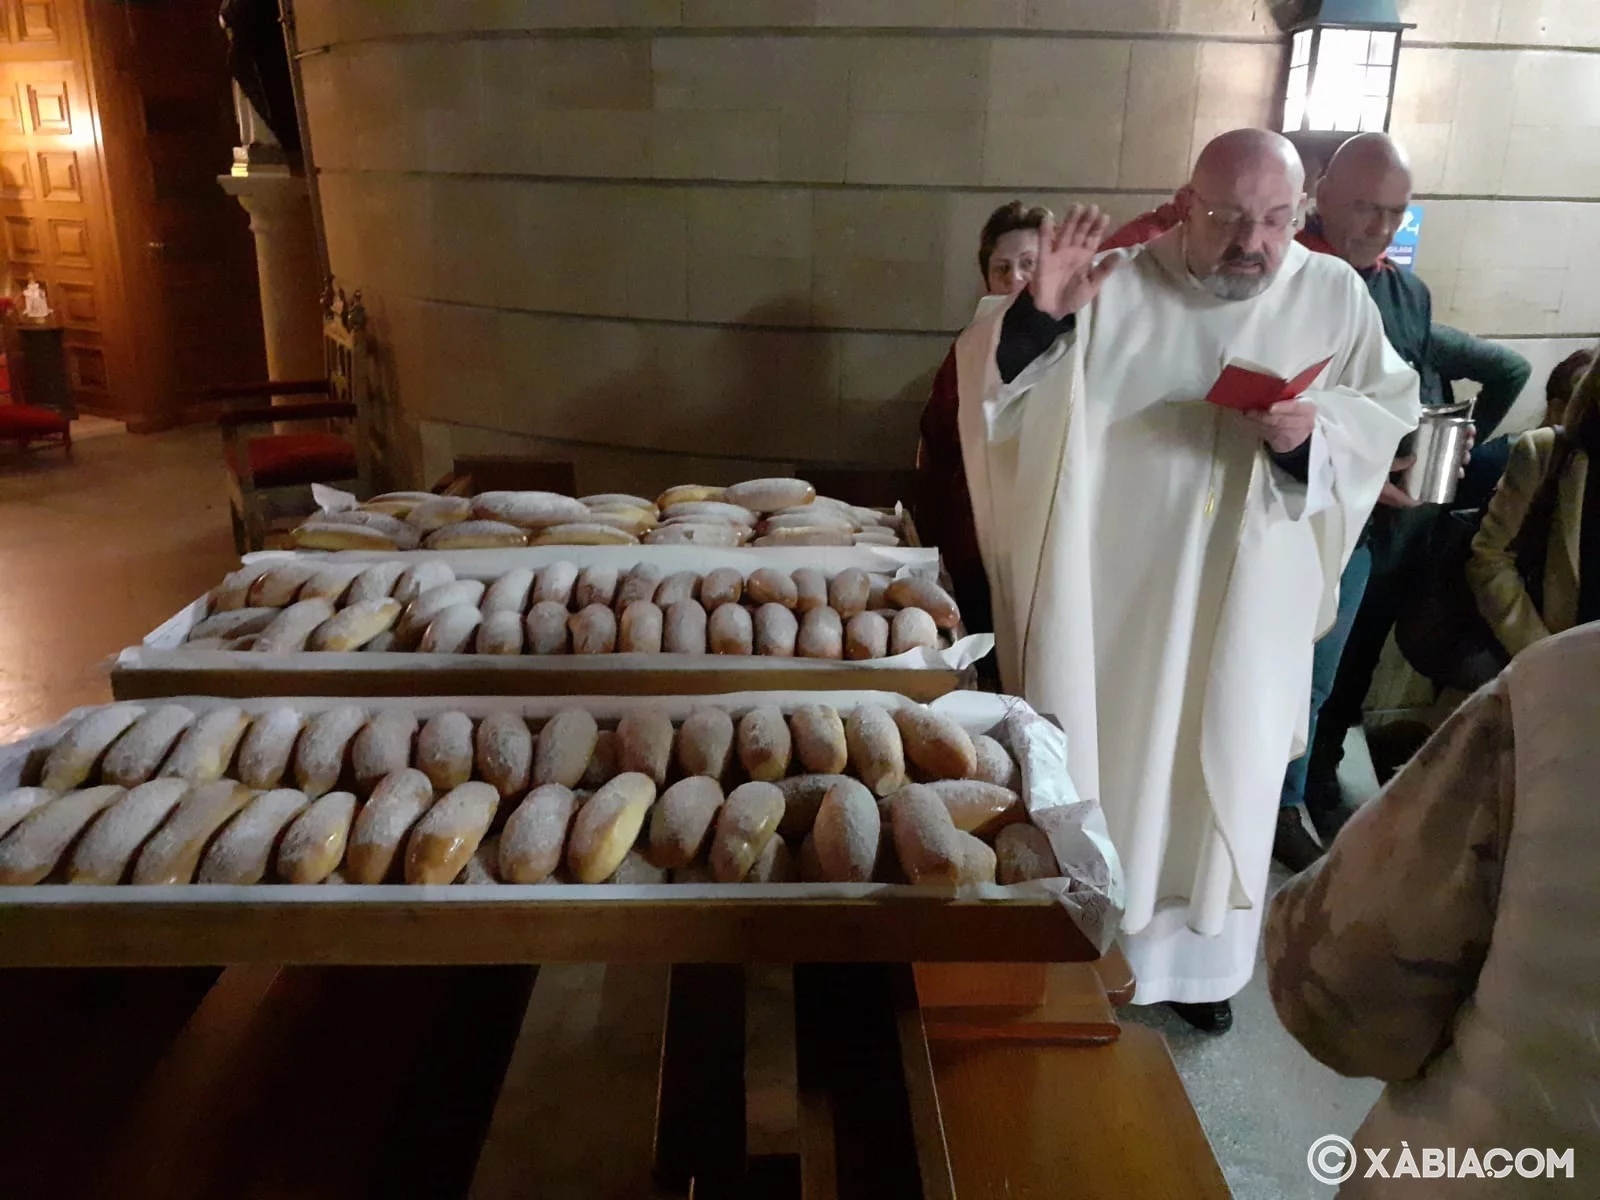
<box><xmin>997</xmin><ymin>289</ymin><xmax>1076</xmax><ymax>384</ymax></box>
<box><xmin>1264</xmin><ymin>680</ymin><xmax>1513</xmax><ymax>1082</ymax></box>
<box><xmin>1468</xmin><ymin>433</ymin><xmax>1553</xmax><ymax>656</ymax></box>
<box><xmin>1430</xmin><ymin>324</ymin><xmax>1532</xmax><ymax>440</ymax></box>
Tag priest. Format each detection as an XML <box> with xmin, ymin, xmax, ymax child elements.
<box><xmin>954</xmin><ymin>129</ymin><xmax>1420</xmax><ymax>1032</ymax></box>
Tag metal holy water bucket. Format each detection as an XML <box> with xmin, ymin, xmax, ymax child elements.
<box><xmin>1405</xmin><ymin>402</ymin><xmax>1474</xmax><ymax>505</ymax></box>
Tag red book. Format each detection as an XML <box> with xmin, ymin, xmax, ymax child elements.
<box><xmin>1204</xmin><ymin>355</ymin><xmax>1334</xmax><ymax>413</ymax></box>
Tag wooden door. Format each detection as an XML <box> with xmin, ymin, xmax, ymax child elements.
<box><xmin>0</xmin><ymin>0</ymin><xmax>126</xmax><ymax>417</ymax></box>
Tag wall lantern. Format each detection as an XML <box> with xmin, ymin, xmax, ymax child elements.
<box><xmin>1280</xmin><ymin>0</ymin><xmax>1414</xmax><ymax>137</ymax></box>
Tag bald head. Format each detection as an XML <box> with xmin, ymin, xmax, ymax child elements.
<box><xmin>1191</xmin><ymin>128</ymin><xmax>1306</xmax><ymax>198</ymax></box>
<box><xmin>1316</xmin><ymin>132</ymin><xmax>1413</xmax><ymax>269</ymax></box>
<box><xmin>1179</xmin><ymin>128</ymin><xmax>1308</xmax><ymax>301</ymax></box>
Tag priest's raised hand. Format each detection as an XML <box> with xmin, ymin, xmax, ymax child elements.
<box><xmin>1028</xmin><ymin>204</ymin><xmax>1123</xmax><ymax>321</ymax></box>
<box><xmin>1243</xmin><ymin>398</ymin><xmax>1317</xmax><ymax>453</ymax></box>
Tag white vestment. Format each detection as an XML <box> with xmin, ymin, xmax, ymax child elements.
<box><xmin>955</xmin><ymin>232</ymin><xmax>1420</xmax><ymax>1004</ymax></box>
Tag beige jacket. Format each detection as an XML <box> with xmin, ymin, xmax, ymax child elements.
<box><xmin>1265</xmin><ymin>624</ymin><xmax>1600</xmax><ymax>1195</ymax></box>
<box><xmin>1467</xmin><ymin>427</ymin><xmax>1589</xmax><ymax>657</ymax></box>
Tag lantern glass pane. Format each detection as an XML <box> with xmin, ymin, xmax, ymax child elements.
<box><xmin>1368</xmin><ymin>31</ymin><xmax>1397</xmax><ymax>64</ymax></box>
<box><xmin>1366</xmin><ymin>65</ymin><xmax>1392</xmax><ymax>96</ymax></box>
<box><xmin>1320</xmin><ymin>28</ymin><xmax>1368</xmax><ymax>69</ymax></box>
<box><xmin>1361</xmin><ymin>95</ymin><xmax>1389</xmax><ymax>131</ymax></box>
<box><xmin>1308</xmin><ymin>28</ymin><xmax>1367</xmax><ymax>132</ymax></box>
<box><xmin>1284</xmin><ymin>64</ymin><xmax>1309</xmax><ymax>131</ymax></box>
<box><xmin>1292</xmin><ymin>28</ymin><xmax>1312</xmax><ymax>68</ymax></box>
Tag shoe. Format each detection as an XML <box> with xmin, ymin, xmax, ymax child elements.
<box><xmin>1168</xmin><ymin>999</ymin><xmax>1233</xmax><ymax>1034</ymax></box>
<box><xmin>1273</xmin><ymin>806</ymin><xmax>1325</xmax><ymax>873</ymax></box>
<box><xmin>1307</xmin><ymin>798</ymin><xmax>1359</xmax><ymax>844</ymax></box>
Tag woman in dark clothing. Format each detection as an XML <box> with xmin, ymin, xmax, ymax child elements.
<box><xmin>915</xmin><ymin>202</ymin><xmax>1050</xmax><ymax>635</ymax></box>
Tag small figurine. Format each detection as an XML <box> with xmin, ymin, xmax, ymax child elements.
<box><xmin>21</xmin><ymin>280</ymin><xmax>50</xmax><ymax>320</ymax></box>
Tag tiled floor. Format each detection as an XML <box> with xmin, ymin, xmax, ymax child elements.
<box><xmin>1</xmin><ymin>421</ymin><xmax>1394</xmax><ymax>1197</ymax></box>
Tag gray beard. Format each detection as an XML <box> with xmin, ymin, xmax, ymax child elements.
<box><xmin>1195</xmin><ymin>270</ymin><xmax>1273</xmax><ymax>301</ymax></box>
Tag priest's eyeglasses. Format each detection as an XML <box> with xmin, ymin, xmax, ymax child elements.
<box><xmin>1193</xmin><ymin>200</ymin><xmax>1305</xmax><ymax>237</ymax></box>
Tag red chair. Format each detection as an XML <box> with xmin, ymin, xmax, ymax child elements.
<box><xmin>0</xmin><ymin>398</ymin><xmax>71</xmax><ymax>457</ymax></box>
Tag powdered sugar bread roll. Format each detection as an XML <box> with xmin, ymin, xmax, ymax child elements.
<box><xmin>249</xmin><ymin>561</ymin><xmax>320</xmax><ymax>608</ymax></box>
<box><xmin>867</xmin><ymin>574</ymin><xmax>892</xmax><ymax>609</ymax></box>
<box><xmin>645</xmin><ymin>522</ymin><xmax>741</xmax><ymax>547</ymax></box>
<box><xmin>886</xmin><ymin>576</ymin><xmax>961</xmax><ymax>630</ymax></box>
<box><xmin>608</xmin><ymin>849</ymin><xmax>667</xmax><ymax>884</ymax></box>
<box><xmin>700</xmin><ymin>567</ymin><xmax>743</xmax><ymax>609</ymax></box>
<box><xmin>656</xmin><ymin>484</ymin><xmax>724</xmax><ymax>508</ymax></box>
<box><xmin>131</xmin><ymin>780</ymin><xmax>257</xmax><ymax>885</ymax></box>
<box><xmin>648</xmin><ymin>776</ymin><xmax>724</xmax><ymax>869</ymax></box>
<box><xmin>675</xmin><ymin>707</ymin><xmax>734</xmax><ymax>779</ymax></box>
<box><xmin>752</xmin><ymin>528</ymin><xmax>852</xmax><ymax>548</ymax></box>
<box><xmin>459</xmin><ymin>834</ymin><xmax>501</xmax><ymax>884</ymax></box>
<box><xmin>0</xmin><ymin>787</ymin><xmax>56</xmax><ymax>843</ymax></box>
<box><xmin>654</xmin><ymin>571</ymin><xmax>700</xmax><ymax>609</ymax></box>
<box><xmin>747</xmin><ymin>833</ymin><xmax>796</xmax><ymax>883</ymax></box>
<box><xmin>345</xmin><ymin>562</ymin><xmax>406</xmax><ymax>608</ymax></box>
<box><xmin>617</xmin><ymin>563</ymin><xmax>663</xmax><ymax>609</ymax></box>
<box><xmin>533</xmin><ymin>560</ymin><xmax>579</xmax><ymax>607</ymax></box>
<box><xmin>663</xmin><ymin>600</ymin><xmax>708</xmax><ymax>654</ymax></box>
<box><xmin>482</xmin><ymin>567</ymin><xmax>536</xmax><ymax>616</ymax></box>
<box><xmin>584</xmin><ymin>492</ymin><xmax>656</xmax><ymax>512</ymax></box>
<box><xmin>996</xmin><ymin>823</ymin><xmax>1059</xmax><ymax>884</ymax></box>
<box><xmin>533</xmin><ymin>708</ymin><xmax>599</xmax><ymax>789</ymax></box>
<box><xmin>525</xmin><ymin>600</ymin><xmax>571</xmax><ymax>654</ymax></box>
<box><xmin>101</xmin><ymin>705</ymin><xmax>196</xmax><ymax>789</ymax></box>
<box><xmin>471</xmin><ymin>490</ymin><xmax>590</xmax><ymax>529</ymax></box>
<box><xmin>159</xmin><ymin>706</ymin><xmax>252</xmax><ymax>784</ymax></box>
<box><xmin>828</xmin><ymin>569</ymin><xmax>870</xmax><ymax>618</ymax></box>
<box><xmin>405</xmin><ymin>494</ymin><xmax>473</xmax><ymax>534</ymax></box>
<box><xmin>617</xmin><ymin>707</ymin><xmax>674</xmax><ymax>787</ymax></box>
<box><xmin>854</xmin><ymin>529</ymin><xmax>900</xmax><ymax>546</ymax></box>
<box><xmin>790</xmin><ymin>704</ymin><xmax>847</xmax><ymax>774</ymax></box>
<box><xmin>814</xmin><ymin>778</ymin><xmax>880</xmax><ymax>883</ymax></box>
<box><xmin>346</xmin><ymin>768</ymin><xmax>435</xmax><ymax>884</ymax></box>
<box><xmin>745</xmin><ymin>568</ymin><xmax>797</xmax><ymax>609</ymax></box>
<box><xmin>396</xmin><ymin>579</ymin><xmax>486</xmax><ymax>646</ymax></box>
<box><xmin>362</xmin><ymin>630</ymin><xmax>399</xmax><ymax>653</ymax></box>
<box><xmin>196</xmin><ymin>788</ymin><xmax>311</xmax><ymax>885</ymax></box>
<box><xmin>307</xmin><ymin>598</ymin><xmax>403</xmax><ymax>652</ymax></box>
<box><xmin>766</xmin><ymin>509</ymin><xmax>854</xmax><ymax>533</ymax></box>
<box><xmin>737</xmin><ymin>706</ymin><xmax>791</xmax><ymax>783</ymax></box>
<box><xmin>276</xmin><ymin>790</ymin><xmax>357</xmax><ymax>883</ymax></box>
<box><xmin>889</xmin><ymin>608</ymin><xmax>939</xmax><ymax>656</ymax></box>
<box><xmin>618</xmin><ymin>601</ymin><xmax>664</xmax><ymax>653</ymax></box>
<box><xmin>66</xmin><ymin>779</ymin><xmax>188</xmax><ymax>885</ymax></box>
<box><xmin>404</xmin><ymin>781</ymin><xmax>500</xmax><ymax>884</ymax></box>
<box><xmin>394</xmin><ymin>560</ymin><xmax>455</xmax><ymax>605</ymax></box>
<box><xmin>845</xmin><ymin>704</ymin><xmax>906</xmax><ymax>798</ymax></box>
<box><xmin>844</xmin><ymin>611</ymin><xmax>890</xmax><ymax>661</ymax></box>
<box><xmin>956</xmin><ymin>832</ymin><xmax>997</xmax><ymax>884</ymax></box>
<box><xmin>293</xmin><ymin>705</ymin><xmax>368</xmax><ymax>798</ymax></box>
<box><xmin>775</xmin><ymin>774</ymin><xmax>852</xmax><ymax>838</ymax></box>
<box><xmin>891</xmin><ymin>705</ymin><xmax>977</xmax><ymax>781</ymax></box>
<box><xmin>797</xmin><ymin>606</ymin><xmax>843</xmax><ymax>660</ymax></box>
<box><xmin>187</xmin><ymin>607</ymin><xmax>278</xmax><ymax>642</ymax></box>
<box><xmin>723</xmin><ymin>477</ymin><xmax>815</xmax><ymax>512</ymax></box>
<box><xmin>528</xmin><ymin>522</ymin><xmax>637</xmax><ymax>546</ymax></box>
<box><xmin>416</xmin><ymin>711</ymin><xmax>474</xmax><ymax>792</ymax></box>
<box><xmin>971</xmin><ymin>735</ymin><xmax>1020</xmax><ymax>790</ymax></box>
<box><xmin>499</xmin><ymin>783</ymin><xmax>578</xmax><ymax>883</ymax></box>
<box><xmin>708</xmin><ymin>603</ymin><xmax>753</xmax><ymax>655</ymax></box>
<box><xmin>300</xmin><ymin>564</ymin><xmax>362</xmax><ymax>604</ymax></box>
<box><xmin>573</xmin><ymin>565</ymin><xmax>620</xmax><ymax>609</ymax></box>
<box><xmin>208</xmin><ymin>564</ymin><xmax>270</xmax><ymax>613</ymax></box>
<box><xmin>41</xmin><ymin>703</ymin><xmax>146</xmax><ymax>791</ymax></box>
<box><xmin>475</xmin><ymin>712</ymin><xmax>533</xmax><ymax>798</ymax></box>
<box><xmin>567</xmin><ymin>772</ymin><xmax>656</xmax><ymax>884</ymax></box>
<box><xmin>236</xmin><ymin>706</ymin><xmax>305</xmax><ymax>790</ymax></box>
<box><xmin>581</xmin><ymin>729</ymin><xmax>618</xmax><ymax>789</ymax></box>
<box><xmin>889</xmin><ymin>784</ymin><xmax>964</xmax><ymax>885</ymax></box>
<box><xmin>348</xmin><ymin>709</ymin><xmax>417</xmax><ymax>792</ymax></box>
<box><xmin>660</xmin><ymin>500</ymin><xmax>757</xmax><ymax>526</ymax></box>
<box><xmin>424</xmin><ymin>519</ymin><xmax>528</xmax><ymax>550</ymax></box>
<box><xmin>568</xmin><ymin>603</ymin><xmax>618</xmax><ymax>655</ymax></box>
<box><xmin>293</xmin><ymin>521</ymin><xmax>399</xmax><ymax>551</ymax></box>
<box><xmin>418</xmin><ymin>603</ymin><xmax>483</xmax><ymax>653</ymax></box>
<box><xmin>254</xmin><ymin>597</ymin><xmax>338</xmax><ymax>654</ymax></box>
<box><xmin>475</xmin><ymin>609</ymin><xmax>525</xmax><ymax>655</ymax></box>
<box><xmin>791</xmin><ymin>568</ymin><xmax>828</xmax><ymax>613</ymax></box>
<box><xmin>926</xmin><ymin>780</ymin><xmax>1023</xmax><ymax>837</ymax></box>
<box><xmin>754</xmin><ymin>603</ymin><xmax>798</xmax><ymax>657</ymax></box>
<box><xmin>709</xmin><ymin>781</ymin><xmax>785</xmax><ymax>882</ymax></box>
<box><xmin>0</xmin><ymin>785</ymin><xmax>126</xmax><ymax>885</ymax></box>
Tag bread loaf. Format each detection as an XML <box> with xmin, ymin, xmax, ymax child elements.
<box><xmin>101</xmin><ymin>704</ymin><xmax>196</xmax><ymax>789</ymax></box>
<box><xmin>925</xmin><ymin>780</ymin><xmax>1023</xmax><ymax>837</ymax></box>
<box><xmin>41</xmin><ymin>703</ymin><xmax>146</xmax><ymax>791</ymax></box>
<box><xmin>533</xmin><ymin>708</ymin><xmax>599</xmax><ymax>789</ymax></box>
<box><xmin>618</xmin><ymin>601</ymin><xmax>664</xmax><ymax>653</ymax></box>
<box><xmin>574</xmin><ymin>565</ymin><xmax>620</xmax><ymax>609</ymax></box>
<box><xmin>475</xmin><ymin>609</ymin><xmax>525</xmax><ymax>655</ymax></box>
<box><xmin>616</xmin><ymin>563</ymin><xmax>663</xmax><ymax>609</ymax></box>
<box><xmin>236</xmin><ymin>706</ymin><xmax>305</xmax><ymax>790</ymax></box>
<box><xmin>844</xmin><ymin>611</ymin><xmax>890</xmax><ymax>661</ymax></box>
<box><xmin>0</xmin><ymin>785</ymin><xmax>127</xmax><ymax>885</ymax></box>
<box><xmin>814</xmin><ymin>778</ymin><xmax>880</xmax><ymax>882</ymax></box>
<box><xmin>617</xmin><ymin>707</ymin><xmax>674</xmax><ymax>786</ymax></box>
<box><xmin>888</xmin><ymin>784</ymin><xmax>964</xmax><ymax>885</ymax></box>
<box><xmin>663</xmin><ymin>600</ymin><xmax>708</xmax><ymax>654</ymax></box>
<box><xmin>308</xmin><ymin>598</ymin><xmax>402</xmax><ymax>652</ymax></box>
<box><xmin>775</xmin><ymin>774</ymin><xmax>851</xmax><ymax>837</ymax></box>
<box><xmin>791</xmin><ymin>568</ymin><xmax>828</xmax><ymax>613</ymax></box>
<box><xmin>350</xmin><ymin>709</ymin><xmax>418</xmax><ymax>791</ymax></box>
<box><xmin>724</xmin><ymin>477</ymin><xmax>815</xmax><ymax>512</ymax></box>
<box><xmin>790</xmin><ymin>704</ymin><xmax>847</xmax><ymax>774</ymax></box>
<box><xmin>753</xmin><ymin>603</ymin><xmax>798</xmax><ymax>657</ymax></box>
<box><xmin>796</xmin><ymin>606</ymin><xmax>843</xmax><ymax>660</ymax></box>
<box><xmin>675</xmin><ymin>707</ymin><xmax>734</xmax><ymax>779</ymax></box>
<box><xmin>346</xmin><ymin>768</ymin><xmax>435</xmax><ymax>883</ymax></box>
<box><xmin>249</xmin><ymin>562</ymin><xmax>320</xmax><ymax>608</ymax></box>
<box><xmin>131</xmin><ymin>780</ymin><xmax>257</xmax><ymax>885</ymax></box>
<box><xmin>529</xmin><ymin>523</ymin><xmax>637</xmax><ymax>546</ymax></box>
<box><xmin>648</xmin><ymin>776</ymin><xmax>724</xmax><ymax>868</ymax></box>
<box><xmin>995</xmin><ymin>823</ymin><xmax>1059</xmax><ymax>884</ymax></box>
<box><xmin>394</xmin><ymin>560</ymin><xmax>455</xmax><ymax>605</ymax></box>
<box><xmin>580</xmin><ymin>729</ymin><xmax>618</xmax><ymax>789</ymax></box>
<box><xmin>737</xmin><ymin>706</ymin><xmax>791</xmax><ymax>782</ymax></box>
<box><xmin>657</xmin><ymin>484</ymin><xmax>724</xmax><ymax>508</ymax></box>
<box><xmin>886</xmin><ymin>577</ymin><xmax>961</xmax><ymax>630</ymax></box>
<box><xmin>424</xmin><ymin>519</ymin><xmax>528</xmax><ymax>549</ymax></box>
<box><xmin>159</xmin><ymin>706</ymin><xmax>251</xmax><ymax>784</ymax></box>
<box><xmin>482</xmin><ymin>567</ymin><xmax>536</xmax><ymax>616</ymax></box>
<box><xmin>845</xmin><ymin>704</ymin><xmax>906</xmax><ymax>797</ymax></box>
<box><xmin>475</xmin><ymin>712</ymin><xmax>533</xmax><ymax>797</ymax></box>
<box><xmin>276</xmin><ymin>790</ymin><xmax>358</xmax><ymax>884</ymax></box>
<box><xmin>707</xmin><ymin>602</ymin><xmax>753</xmax><ymax>655</ymax></box>
<box><xmin>66</xmin><ymin>779</ymin><xmax>188</xmax><ymax>885</ymax></box>
<box><xmin>971</xmin><ymin>735</ymin><xmax>1020</xmax><ymax>790</ymax></box>
<box><xmin>525</xmin><ymin>600</ymin><xmax>571</xmax><ymax>654</ymax></box>
<box><xmin>747</xmin><ymin>833</ymin><xmax>796</xmax><ymax>883</ymax></box>
<box><xmin>396</xmin><ymin>579</ymin><xmax>487</xmax><ymax>646</ymax></box>
<box><xmin>827</xmin><ymin>569</ymin><xmax>870</xmax><ymax>618</ymax></box>
<box><xmin>700</xmin><ymin>567</ymin><xmax>743</xmax><ymax>608</ymax></box>
<box><xmin>187</xmin><ymin>607</ymin><xmax>278</xmax><ymax>642</ymax></box>
<box><xmin>745</xmin><ymin>568</ymin><xmax>797</xmax><ymax>609</ymax></box>
<box><xmin>892</xmin><ymin>705</ymin><xmax>977</xmax><ymax>781</ymax></box>
<box><xmin>569</xmin><ymin>603</ymin><xmax>618</xmax><ymax>655</ymax></box>
<box><xmin>293</xmin><ymin>704</ymin><xmax>368</xmax><ymax>797</ymax></box>
<box><xmin>499</xmin><ymin>783</ymin><xmax>578</xmax><ymax>883</ymax></box>
<box><xmin>208</xmin><ymin>564</ymin><xmax>270</xmax><ymax>612</ymax></box>
<box><xmin>418</xmin><ymin>603</ymin><xmax>483</xmax><ymax>653</ymax></box>
<box><xmin>889</xmin><ymin>607</ymin><xmax>939</xmax><ymax>656</ymax></box>
<box><xmin>196</xmin><ymin>788</ymin><xmax>311</xmax><ymax>885</ymax></box>
<box><xmin>300</xmin><ymin>564</ymin><xmax>362</xmax><ymax>604</ymax></box>
<box><xmin>255</xmin><ymin>598</ymin><xmax>338</xmax><ymax>654</ymax></box>
<box><xmin>709</xmin><ymin>781</ymin><xmax>785</xmax><ymax>882</ymax></box>
<box><xmin>404</xmin><ymin>781</ymin><xmax>500</xmax><ymax>884</ymax></box>
<box><xmin>472</xmin><ymin>490</ymin><xmax>591</xmax><ymax>529</ymax></box>
<box><xmin>405</xmin><ymin>494</ymin><xmax>473</xmax><ymax>533</ymax></box>
<box><xmin>416</xmin><ymin>710</ymin><xmax>474</xmax><ymax>791</ymax></box>
<box><xmin>532</xmin><ymin>560</ymin><xmax>579</xmax><ymax>607</ymax></box>
<box><xmin>293</xmin><ymin>521</ymin><xmax>400</xmax><ymax>551</ymax></box>
<box><xmin>660</xmin><ymin>500</ymin><xmax>758</xmax><ymax>526</ymax></box>
<box><xmin>567</xmin><ymin>772</ymin><xmax>656</xmax><ymax>883</ymax></box>
<box><xmin>0</xmin><ymin>787</ymin><xmax>55</xmax><ymax>842</ymax></box>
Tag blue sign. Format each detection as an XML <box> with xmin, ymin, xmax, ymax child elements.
<box><xmin>1387</xmin><ymin>204</ymin><xmax>1423</xmax><ymax>270</ymax></box>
